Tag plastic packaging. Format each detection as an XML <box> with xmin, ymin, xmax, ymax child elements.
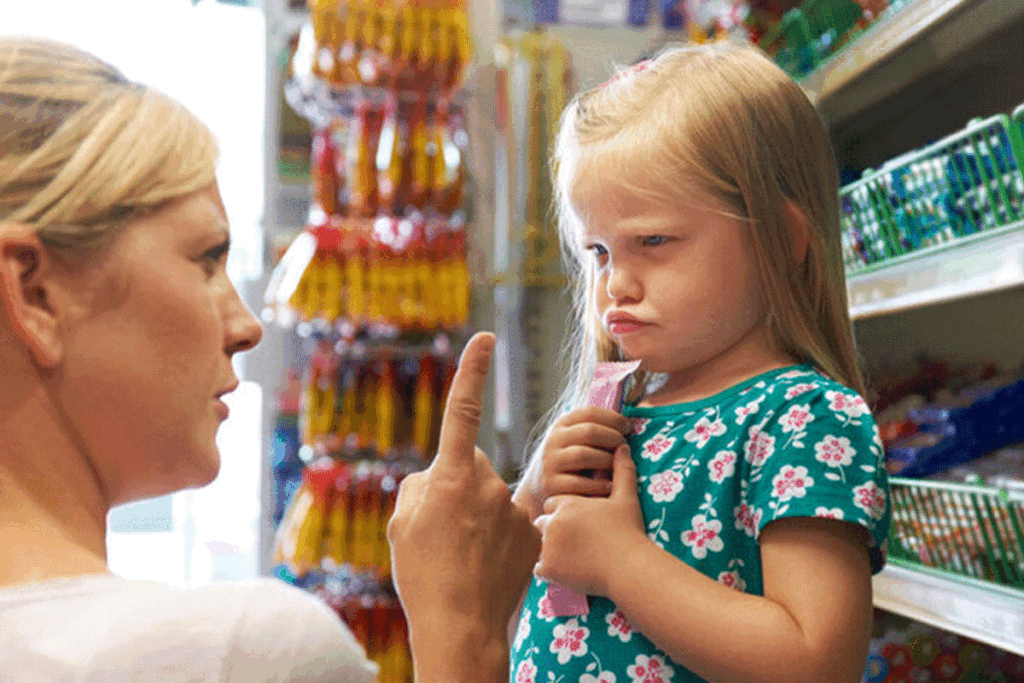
<box><xmin>548</xmin><ymin>359</ymin><xmax>642</xmax><ymax>617</ymax></box>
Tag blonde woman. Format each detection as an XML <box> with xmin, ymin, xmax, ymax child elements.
<box><xmin>511</xmin><ymin>44</ymin><xmax>891</xmax><ymax>683</ymax></box>
<box><xmin>0</xmin><ymin>37</ymin><xmax>538</xmax><ymax>683</ymax></box>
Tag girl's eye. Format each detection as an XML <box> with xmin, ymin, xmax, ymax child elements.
<box><xmin>640</xmin><ymin>235</ymin><xmax>668</xmax><ymax>248</ymax></box>
<box><xmin>586</xmin><ymin>243</ymin><xmax>609</xmax><ymax>264</ymax></box>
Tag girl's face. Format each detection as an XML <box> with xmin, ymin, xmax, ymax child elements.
<box><xmin>572</xmin><ymin>171</ymin><xmax>777</xmax><ymax>399</ymax></box>
<box><xmin>57</xmin><ymin>185</ymin><xmax>262</xmax><ymax>505</ymax></box>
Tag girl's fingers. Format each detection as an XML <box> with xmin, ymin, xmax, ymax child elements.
<box><xmin>556</xmin><ymin>406</ymin><xmax>632</xmax><ymax>435</ymax></box>
<box><xmin>546</xmin><ymin>473</ymin><xmax>613</xmax><ymax>498</ymax></box>
<box><xmin>555</xmin><ymin>422</ymin><xmax>628</xmax><ymax>452</ymax></box>
<box><xmin>555</xmin><ymin>445</ymin><xmax>614</xmax><ymax>473</ymax></box>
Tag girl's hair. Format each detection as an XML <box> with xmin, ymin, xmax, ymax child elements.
<box><xmin>529</xmin><ymin>41</ymin><xmax>864</xmax><ymax>467</ymax></box>
<box><xmin>0</xmin><ymin>37</ymin><xmax>217</xmax><ymax>252</ymax></box>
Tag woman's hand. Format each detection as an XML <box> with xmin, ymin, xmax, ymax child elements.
<box><xmin>388</xmin><ymin>332</ymin><xmax>541</xmax><ymax>683</ymax></box>
<box><xmin>515</xmin><ymin>406</ymin><xmax>631</xmax><ymax>522</ymax></box>
<box><xmin>533</xmin><ymin>445</ymin><xmax>648</xmax><ymax>597</ymax></box>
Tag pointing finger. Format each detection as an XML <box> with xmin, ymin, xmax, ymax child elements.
<box><xmin>433</xmin><ymin>332</ymin><xmax>495</xmax><ymax>475</ymax></box>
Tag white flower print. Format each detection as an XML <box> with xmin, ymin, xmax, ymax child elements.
<box><xmin>854</xmin><ymin>481</ymin><xmax>887</xmax><ymax>521</ymax></box>
<box><xmin>772</xmin><ymin>465</ymin><xmax>814</xmax><ymax>502</ymax></box>
<box><xmin>779</xmin><ymin>404</ymin><xmax>814</xmax><ymax>433</ymax></box>
<box><xmin>717</xmin><ymin>570</ymin><xmax>746</xmax><ymax>592</ymax></box>
<box><xmin>647</xmin><ymin>470</ymin><xmax>684</xmax><ymax>503</ymax></box>
<box><xmin>733</xmin><ymin>502</ymin><xmax>763</xmax><ymax>537</ymax></box>
<box><xmin>550</xmin><ymin>618</ymin><xmax>589</xmax><ymax>664</ymax></box>
<box><xmin>815</xmin><ymin>506</ymin><xmax>845</xmax><ymax>520</ymax></box>
<box><xmin>642</xmin><ymin>434</ymin><xmax>677</xmax><ymax>461</ymax></box>
<box><xmin>516</xmin><ymin>658</ymin><xmax>537</xmax><ymax>683</ymax></box>
<box><xmin>581</xmin><ymin>673</ymin><xmax>616</xmax><ymax>683</ymax></box>
<box><xmin>537</xmin><ymin>589</ymin><xmax>556</xmax><ymax>622</ymax></box>
<box><xmin>681</xmin><ymin>514</ymin><xmax>724</xmax><ymax>559</ymax></box>
<box><xmin>684</xmin><ymin>415</ymin><xmax>726</xmax><ymax>448</ymax></box>
<box><xmin>605</xmin><ymin>609</ymin><xmax>633</xmax><ymax>642</ymax></box>
<box><xmin>627</xmin><ymin>654</ymin><xmax>675</xmax><ymax>683</ymax></box>
<box><xmin>814</xmin><ymin>435</ymin><xmax>855</xmax><ymax>468</ymax></box>
<box><xmin>784</xmin><ymin>383</ymin><xmax>819</xmax><ymax>400</ymax></box>
<box><xmin>743</xmin><ymin>426</ymin><xmax>776</xmax><ymax>467</ymax></box>
<box><xmin>826</xmin><ymin>390</ymin><xmax>871</xmax><ymax>420</ymax></box>
<box><xmin>708</xmin><ymin>450</ymin><xmax>737</xmax><ymax>483</ymax></box>
<box><xmin>630</xmin><ymin>417</ymin><xmax>651</xmax><ymax>436</ymax></box>
<box><xmin>734</xmin><ymin>396</ymin><xmax>765</xmax><ymax>424</ymax></box>
<box><xmin>778</xmin><ymin>369</ymin><xmax>813</xmax><ymax>380</ymax></box>
<box><xmin>513</xmin><ymin>608</ymin><xmax>531</xmax><ymax>650</ymax></box>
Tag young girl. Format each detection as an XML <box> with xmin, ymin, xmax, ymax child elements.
<box><xmin>510</xmin><ymin>42</ymin><xmax>891</xmax><ymax>683</ymax></box>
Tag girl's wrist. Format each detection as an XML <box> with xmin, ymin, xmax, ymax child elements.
<box><xmin>602</xmin><ymin>533</ymin><xmax>657</xmax><ymax>602</ymax></box>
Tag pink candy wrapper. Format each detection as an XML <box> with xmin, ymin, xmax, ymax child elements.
<box><xmin>548</xmin><ymin>359</ymin><xmax>642</xmax><ymax>617</ymax></box>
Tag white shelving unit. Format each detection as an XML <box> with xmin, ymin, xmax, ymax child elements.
<box><xmin>847</xmin><ymin>223</ymin><xmax>1024</xmax><ymax>320</ymax></box>
<box><xmin>804</xmin><ymin>0</ymin><xmax>1024</xmax><ymax>124</ymax></box>
<box><xmin>818</xmin><ymin>0</ymin><xmax>1024</xmax><ymax>653</ymax></box>
<box><xmin>873</xmin><ymin>565</ymin><xmax>1024</xmax><ymax>656</ymax></box>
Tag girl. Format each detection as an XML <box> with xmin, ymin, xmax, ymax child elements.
<box><xmin>510</xmin><ymin>42</ymin><xmax>891</xmax><ymax>683</ymax></box>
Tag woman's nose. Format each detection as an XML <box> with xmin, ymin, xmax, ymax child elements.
<box><xmin>224</xmin><ymin>288</ymin><xmax>264</xmax><ymax>355</ymax></box>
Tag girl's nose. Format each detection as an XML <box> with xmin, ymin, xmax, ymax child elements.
<box><xmin>604</xmin><ymin>260</ymin><xmax>642</xmax><ymax>304</ymax></box>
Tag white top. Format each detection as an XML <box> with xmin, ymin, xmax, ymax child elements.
<box><xmin>0</xmin><ymin>574</ymin><xmax>379</xmax><ymax>683</ymax></box>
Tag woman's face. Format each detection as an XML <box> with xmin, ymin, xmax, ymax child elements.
<box><xmin>58</xmin><ymin>185</ymin><xmax>262</xmax><ymax>505</ymax></box>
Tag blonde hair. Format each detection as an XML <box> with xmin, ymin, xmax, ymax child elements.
<box><xmin>530</xmin><ymin>41</ymin><xmax>865</xmax><ymax>467</ymax></box>
<box><xmin>0</xmin><ymin>37</ymin><xmax>218</xmax><ymax>251</ymax></box>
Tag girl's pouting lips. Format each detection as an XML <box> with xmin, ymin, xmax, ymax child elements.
<box><xmin>605</xmin><ymin>311</ymin><xmax>652</xmax><ymax>336</ymax></box>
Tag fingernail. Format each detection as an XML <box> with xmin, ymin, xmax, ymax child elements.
<box><xmin>618</xmin><ymin>444</ymin><xmax>630</xmax><ymax>457</ymax></box>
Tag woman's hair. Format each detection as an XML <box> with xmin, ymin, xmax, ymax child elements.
<box><xmin>528</xmin><ymin>41</ymin><xmax>865</xmax><ymax>468</ymax></box>
<box><xmin>0</xmin><ymin>37</ymin><xmax>218</xmax><ymax>251</ymax></box>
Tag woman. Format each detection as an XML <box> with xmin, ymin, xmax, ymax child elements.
<box><xmin>0</xmin><ymin>37</ymin><xmax>538</xmax><ymax>683</ymax></box>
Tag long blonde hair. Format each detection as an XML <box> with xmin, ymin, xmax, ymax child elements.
<box><xmin>529</xmin><ymin>41</ymin><xmax>864</xmax><ymax>468</ymax></box>
<box><xmin>0</xmin><ymin>37</ymin><xmax>217</xmax><ymax>251</ymax></box>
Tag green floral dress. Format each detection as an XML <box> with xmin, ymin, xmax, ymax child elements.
<box><xmin>511</xmin><ymin>365</ymin><xmax>891</xmax><ymax>683</ymax></box>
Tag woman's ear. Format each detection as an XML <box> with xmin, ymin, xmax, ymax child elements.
<box><xmin>0</xmin><ymin>224</ymin><xmax>64</xmax><ymax>368</ymax></box>
<box><xmin>782</xmin><ymin>201</ymin><xmax>811</xmax><ymax>266</ymax></box>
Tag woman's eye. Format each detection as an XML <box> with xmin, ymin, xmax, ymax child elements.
<box><xmin>200</xmin><ymin>241</ymin><xmax>230</xmax><ymax>274</ymax></box>
<box><xmin>640</xmin><ymin>235</ymin><xmax>668</xmax><ymax>248</ymax></box>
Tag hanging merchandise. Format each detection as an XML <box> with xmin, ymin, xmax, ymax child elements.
<box><xmin>267</xmin><ymin>3</ymin><xmax>475</xmax><ymax>681</ymax></box>
<box><xmin>493</xmin><ymin>28</ymin><xmax>573</xmax><ymax>289</ymax></box>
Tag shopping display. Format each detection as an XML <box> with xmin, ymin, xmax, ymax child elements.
<box><xmin>841</xmin><ymin>110</ymin><xmax>1024</xmax><ymax>274</ymax></box>
<box><xmin>299</xmin><ymin>340</ymin><xmax>455</xmax><ymax>459</ymax></box>
<box><xmin>266</xmin><ymin>3</ymin><xmax>475</xmax><ymax>681</ymax></box>
<box><xmin>869</xmin><ymin>359</ymin><xmax>1024</xmax><ymax>594</ymax></box>
<box><xmin>864</xmin><ymin>610</ymin><xmax>1024</xmax><ymax>682</ymax></box>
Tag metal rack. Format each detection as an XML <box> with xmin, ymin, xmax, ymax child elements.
<box><xmin>808</xmin><ymin>0</ymin><xmax>1024</xmax><ymax>652</ymax></box>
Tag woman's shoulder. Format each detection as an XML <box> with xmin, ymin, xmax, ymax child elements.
<box><xmin>0</xmin><ymin>574</ymin><xmax>377</xmax><ymax>683</ymax></box>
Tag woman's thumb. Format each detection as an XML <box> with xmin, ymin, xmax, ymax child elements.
<box><xmin>610</xmin><ymin>444</ymin><xmax>637</xmax><ymax>498</ymax></box>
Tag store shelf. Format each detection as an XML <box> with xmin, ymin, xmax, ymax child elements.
<box><xmin>804</xmin><ymin>0</ymin><xmax>1024</xmax><ymax>124</ymax></box>
<box><xmin>846</xmin><ymin>223</ymin><xmax>1024</xmax><ymax>320</ymax></box>
<box><xmin>873</xmin><ymin>564</ymin><xmax>1024</xmax><ymax>656</ymax></box>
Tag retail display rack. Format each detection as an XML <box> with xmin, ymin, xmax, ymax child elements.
<box><xmin>790</xmin><ymin>0</ymin><xmax>1024</xmax><ymax>658</ymax></box>
<box><xmin>260</xmin><ymin>1</ymin><xmax>479</xmax><ymax>680</ymax></box>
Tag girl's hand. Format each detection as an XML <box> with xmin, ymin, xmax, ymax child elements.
<box><xmin>517</xmin><ymin>407</ymin><xmax>631</xmax><ymax>520</ymax></box>
<box><xmin>534</xmin><ymin>445</ymin><xmax>647</xmax><ymax>597</ymax></box>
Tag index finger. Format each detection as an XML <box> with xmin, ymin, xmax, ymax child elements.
<box><xmin>433</xmin><ymin>331</ymin><xmax>495</xmax><ymax>473</ymax></box>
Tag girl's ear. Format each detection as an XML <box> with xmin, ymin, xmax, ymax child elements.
<box><xmin>0</xmin><ymin>225</ymin><xmax>65</xmax><ymax>368</ymax></box>
<box><xmin>782</xmin><ymin>201</ymin><xmax>811</xmax><ymax>266</ymax></box>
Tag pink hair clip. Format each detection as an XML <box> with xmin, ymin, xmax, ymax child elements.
<box><xmin>600</xmin><ymin>58</ymin><xmax>652</xmax><ymax>88</ymax></box>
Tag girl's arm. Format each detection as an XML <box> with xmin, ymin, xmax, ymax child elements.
<box><xmin>610</xmin><ymin>517</ymin><xmax>872</xmax><ymax>683</ymax></box>
<box><xmin>535</xmin><ymin>449</ymin><xmax>873</xmax><ymax>683</ymax></box>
